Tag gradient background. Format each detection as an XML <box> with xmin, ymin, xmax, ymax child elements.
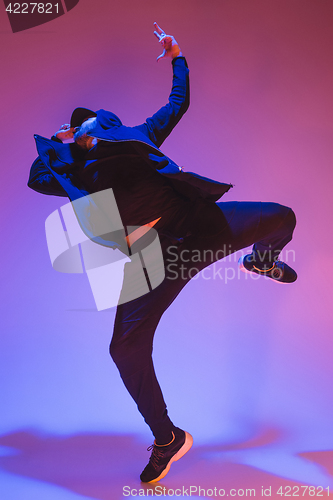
<box><xmin>1</xmin><ymin>0</ymin><xmax>333</xmax><ymax>498</ymax></box>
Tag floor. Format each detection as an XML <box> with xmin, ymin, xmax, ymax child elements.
<box><xmin>1</xmin><ymin>428</ymin><xmax>333</xmax><ymax>499</ymax></box>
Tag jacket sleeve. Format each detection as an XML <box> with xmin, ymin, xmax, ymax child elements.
<box><xmin>27</xmin><ymin>157</ymin><xmax>68</xmax><ymax>197</ymax></box>
<box><xmin>133</xmin><ymin>56</ymin><xmax>190</xmax><ymax>148</ymax></box>
<box><xmin>27</xmin><ymin>134</ymin><xmax>68</xmax><ymax>197</ymax></box>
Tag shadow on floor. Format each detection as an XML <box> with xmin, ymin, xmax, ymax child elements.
<box><xmin>0</xmin><ymin>428</ymin><xmax>333</xmax><ymax>499</ymax></box>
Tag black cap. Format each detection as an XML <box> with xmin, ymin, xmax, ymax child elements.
<box><xmin>70</xmin><ymin>107</ymin><xmax>97</xmax><ymax>128</ymax></box>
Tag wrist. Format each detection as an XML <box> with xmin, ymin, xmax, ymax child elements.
<box><xmin>171</xmin><ymin>48</ymin><xmax>182</xmax><ymax>59</ymax></box>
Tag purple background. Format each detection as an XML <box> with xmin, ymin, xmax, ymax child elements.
<box><xmin>1</xmin><ymin>0</ymin><xmax>333</xmax><ymax>497</ymax></box>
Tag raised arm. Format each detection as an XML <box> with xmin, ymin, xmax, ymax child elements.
<box><xmin>133</xmin><ymin>23</ymin><xmax>190</xmax><ymax>148</ymax></box>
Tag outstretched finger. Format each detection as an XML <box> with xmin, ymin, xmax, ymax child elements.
<box><xmin>154</xmin><ymin>30</ymin><xmax>162</xmax><ymax>41</ymax></box>
<box><xmin>154</xmin><ymin>22</ymin><xmax>165</xmax><ymax>36</ymax></box>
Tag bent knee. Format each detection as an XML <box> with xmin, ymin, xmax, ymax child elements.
<box><xmin>263</xmin><ymin>203</ymin><xmax>296</xmax><ymax>231</ymax></box>
<box><xmin>109</xmin><ymin>337</ymin><xmax>153</xmax><ymax>366</ymax></box>
<box><xmin>283</xmin><ymin>206</ymin><xmax>296</xmax><ymax>232</ymax></box>
<box><xmin>109</xmin><ymin>340</ymin><xmax>124</xmax><ymax>364</ymax></box>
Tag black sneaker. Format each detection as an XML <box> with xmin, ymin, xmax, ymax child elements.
<box><xmin>140</xmin><ymin>428</ymin><xmax>193</xmax><ymax>483</ymax></box>
<box><xmin>239</xmin><ymin>254</ymin><xmax>297</xmax><ymax>283</ymax></box>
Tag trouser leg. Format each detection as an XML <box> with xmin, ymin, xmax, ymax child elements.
<box><xmin>214</xmin><ymin>201</ymin><xmax>296</xmax><ymax>263</ymax></box>
<box><xmin>252</xmin><ymin>202</ymin><xmax>296</xmax><ymax>264</ymax></box>
<box><xmin>170</xmin><ymin>201</ymin><xmax>296</xmax><ymax>277</ymax></box>
<box><xmin>110</xmin><ymin>235</ymin><xmax>191</xmax><ymax>444</ymax></box>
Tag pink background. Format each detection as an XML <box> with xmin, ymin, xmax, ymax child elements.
<box><xmin>1</xmin><ymin>0</ymin><xmax>333</xmax><ymax>498</ymax></box>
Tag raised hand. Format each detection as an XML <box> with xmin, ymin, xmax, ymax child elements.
<box><xmin>153</xmin><ymin>22</ymin><xmax>182</xmax><ymax>61</ymax></box>
<box><xmin>55</xmin><ymin>124</ymin><xmax>76</xmax><ymax>141</ymax></box>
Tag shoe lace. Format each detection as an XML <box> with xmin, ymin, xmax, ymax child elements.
<box><xmin>147</xmin><ymin>444</ymin><xmax>165</xmax><ymax>470</ymax></box>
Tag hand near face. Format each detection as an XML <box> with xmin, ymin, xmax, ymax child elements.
<box><xmin>55</xmin><ymin>124</ymin><xmax>76</xmax><ymax>141</ymax></box>
<box><xmin>153</xmin><ymin>23</ymin><xmax>182</xmax><ymax>61</ymax></box>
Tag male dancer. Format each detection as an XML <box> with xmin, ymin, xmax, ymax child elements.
<box><xmin>28</xmin><ymin>24</ymin><xmax>297</xmax><ymax>483</ymax></box>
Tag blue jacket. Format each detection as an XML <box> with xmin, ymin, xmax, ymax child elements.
<box><xmin>28</xmin><ymin>57</ymin><xmax>232</xmax><ymax>248</ymax></box>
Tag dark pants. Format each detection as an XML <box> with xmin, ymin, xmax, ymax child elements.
<box><xmin>110</xmin><ymin>201</ymin><xmax>296</xmax><ymax>443</ymax></box>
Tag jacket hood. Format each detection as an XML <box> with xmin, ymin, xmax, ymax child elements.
<box><xmin>70</xmin><ymin>108</ymin><xmax>122</xmax><ymax>129</ymax></box>
<box><xmin>84</xmin><ymin>109</ymin><xmax>122</xmax><ymax>138</ymax></box>
<box><xmin>95</xmin><ymin>109</ymin><xmax>122</xmax><ymax>128</ymax></box>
